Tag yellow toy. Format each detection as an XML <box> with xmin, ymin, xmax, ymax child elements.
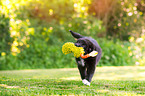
<box><xmin>62</xmin><ymin>42</ymin><xmax>85</xmax><ymax>58</ymax></box>
<box><xmin>62</xmin><ymin>42</ymin><xmax>98</xmax><ymax>58</ymax></box>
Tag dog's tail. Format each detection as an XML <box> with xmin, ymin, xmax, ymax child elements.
<box><xmin>69</xmin><ymin>30</ymin><xmax>84</xmax><ymax>39</ymax></box>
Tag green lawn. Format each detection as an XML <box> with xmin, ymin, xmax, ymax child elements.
<box><xmin>0</xmin><ymin>66</ymin><xmax>145</xmax><ymax>96</ymax></box>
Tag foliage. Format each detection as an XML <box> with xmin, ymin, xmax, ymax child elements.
<box><xmin>0</xmin><ymin>38</ymin><xmax>134</xmax><ymax>70</ymax></box>
<box><xmin>89</xmin><ymin>0</ymin><xmax>145</xmax><ymax>40</ymax></box>
<box><xmin>0</xmin><ymin>14</ymin><xmax>12</xmax><ymax>55</ymax></box>
<box><xmin>98</xmin><ymin>39</ymin><xmax>134</xmax><ymax>66</ymax></box>
<box><xmin>129</xmin><ymin>29</ymin><xmax>145</xmax><ymax>66</ymax></box>
<box><xmin>25</xmin><ymin>0</ymin><xmax>74</xmax><ymax>21</ymax></box>
<box><xmin>1</xmin><ymin>67</ymin><xmax>145</xmax><ymax>95</ymax></box>
<box><xmin>0</xmin><ymin>0</ymin><xmax>144</xmax><ymax>70</ymax></box>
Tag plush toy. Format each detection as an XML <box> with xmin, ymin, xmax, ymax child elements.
<box><xmin>62</xmin><ymin>42</ymin><xmax>98</xmax><ymax>59</ymax></box>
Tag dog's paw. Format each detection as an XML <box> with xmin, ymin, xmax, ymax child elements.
<box><xmin>82</xmin><ymin>79</ymin><xmax>90</xmax><ymax>86</ymax></box>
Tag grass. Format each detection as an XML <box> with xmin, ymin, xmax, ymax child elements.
<box><xmin>0</xmin><ymin>66</ymin><xmax>145</xmax><ymax>96</ymax></box>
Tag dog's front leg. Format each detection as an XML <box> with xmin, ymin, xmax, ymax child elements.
<box><xmin>76</xmin><ymin>58</ymin><xmax>91</xmax><ymax>86</ymax></box>
<box><xmin>76</xmin><ymin>58</ymin><xmax>86</xmax><ymax>79</ymax></box>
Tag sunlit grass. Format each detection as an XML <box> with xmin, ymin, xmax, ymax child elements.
<box><xmin>0</xmin><ymin>66</ymin><xmax>145</xmax><ymax>95</ymax></box>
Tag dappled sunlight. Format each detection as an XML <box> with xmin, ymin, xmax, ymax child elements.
<box><xmin>60</xmin><ymin>77</ymin><xmax>80</xmax><ymax>81</ymax></box>
<box><xmin>93</xmin><ymin>66</ymin><xmax>145</xmax><ymax>80</ymax></box>
<box><xmin>97</xmin><ymin>89</ymin><xmax>110</xmax><ymax>93</ymax></box>
<box><xmin>0</xmin><ymin>84</ymin><xmax>20</xmax><ymax>89</ymax></box>
<box><xmin>1</xmin><ymin>0</ymin><xmax>33</xmax><ymax>56</ymax></box>
<box><xmin>95</xmin><ymin>89</ymin><xmax>139</xmax><ymax>95</ymax></box>
<box><xmin>73</xmin><ymin>0</ymin><xmax>91</xmax><ymax>18</ymax></box>
<box><xmin>1</xmin><ymin>67</ymin><xmax>145</xmax><ymax>81</ymax></box>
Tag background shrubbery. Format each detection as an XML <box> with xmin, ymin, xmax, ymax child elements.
<box><xmin>0</xmin><ymin>0</ymin><xmax>145</xmax><ymax>70</ymax></box>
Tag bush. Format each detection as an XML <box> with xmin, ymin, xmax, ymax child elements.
<box><xmin>0</xmin><ymin>14</ymin><xmax>12</xmax><ymax>56</ymax></box>
<box><xmin>98</xmin><ymin>39</ymin><xmax>135</xmax><ymax>66</ymax></box>
<box><xmin>0</xmin><ymin>36</ymin><xmax>135</xmax><ymax>70</ymax></box>
<box><xmin>23</xmin><ymin>0</ymin><xmax>74</xmax><ymax>22</ymax></box>
<box><xmin>0</xmin><ymin>0</ymin><xmax>138</xmax><ymax>70</ymax></box>
<box><xmin>129</xmin><ymin>28</ymin><xmax>145</xmax><ymax>66</ymax></box>
<box><xmin>89</xmin><ymin>0</ymin><xmax>145</xmax><ymax>40</ymax></box>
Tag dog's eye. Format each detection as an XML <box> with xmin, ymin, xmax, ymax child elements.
<box><xmin>89</xmin><ymin>48</ymin><xmax>92</xmax><ymax>51</ymax></box>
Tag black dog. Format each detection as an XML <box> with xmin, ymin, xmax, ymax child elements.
<box><xmin>69</xmin><ymin>30</ymin><xmax>102</xmax><ymax>86</ymax></box>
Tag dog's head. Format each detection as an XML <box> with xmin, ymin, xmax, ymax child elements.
<box><xmin>69</xmin><ymin>30</ymin><xmax>95</xmax><ymax>54</ymax></box>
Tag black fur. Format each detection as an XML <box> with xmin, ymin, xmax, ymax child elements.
<box><xmin>69</xmin><ymin>30</ymin><xmax>102</xmax><ymax>82</ymax></box>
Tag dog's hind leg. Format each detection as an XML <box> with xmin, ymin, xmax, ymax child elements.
<box><xmin>86</xmin><ymin>64</ymin><xmax>96</xmax><ymax>83</ymax></box>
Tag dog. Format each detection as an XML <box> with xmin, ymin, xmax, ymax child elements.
<box><xmin>69</xmin><ymin>30</ymin><xmax>102</xmax><ymax>86</ymax></box>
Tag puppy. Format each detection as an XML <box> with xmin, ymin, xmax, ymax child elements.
<box><xmin>69</xmin><ymin>30</ymin><xmax>102</xmax><ymax>86</ymax></box>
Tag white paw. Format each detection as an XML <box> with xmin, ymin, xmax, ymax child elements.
<box><xmin>82</xmin><ymin>79</ymin><xmax>90</xmax><ymax>86</ymax></box>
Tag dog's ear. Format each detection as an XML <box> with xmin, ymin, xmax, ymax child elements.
<box><xmin>69</xmin><ymin>30</ymin><xmax>83</xmax><ymax>39</ymax></box>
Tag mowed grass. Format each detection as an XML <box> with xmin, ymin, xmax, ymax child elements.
<box><xmin>0</xmin><ymin>66</ymin><xmax>145</xmax><ymax>96</ymax></box>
